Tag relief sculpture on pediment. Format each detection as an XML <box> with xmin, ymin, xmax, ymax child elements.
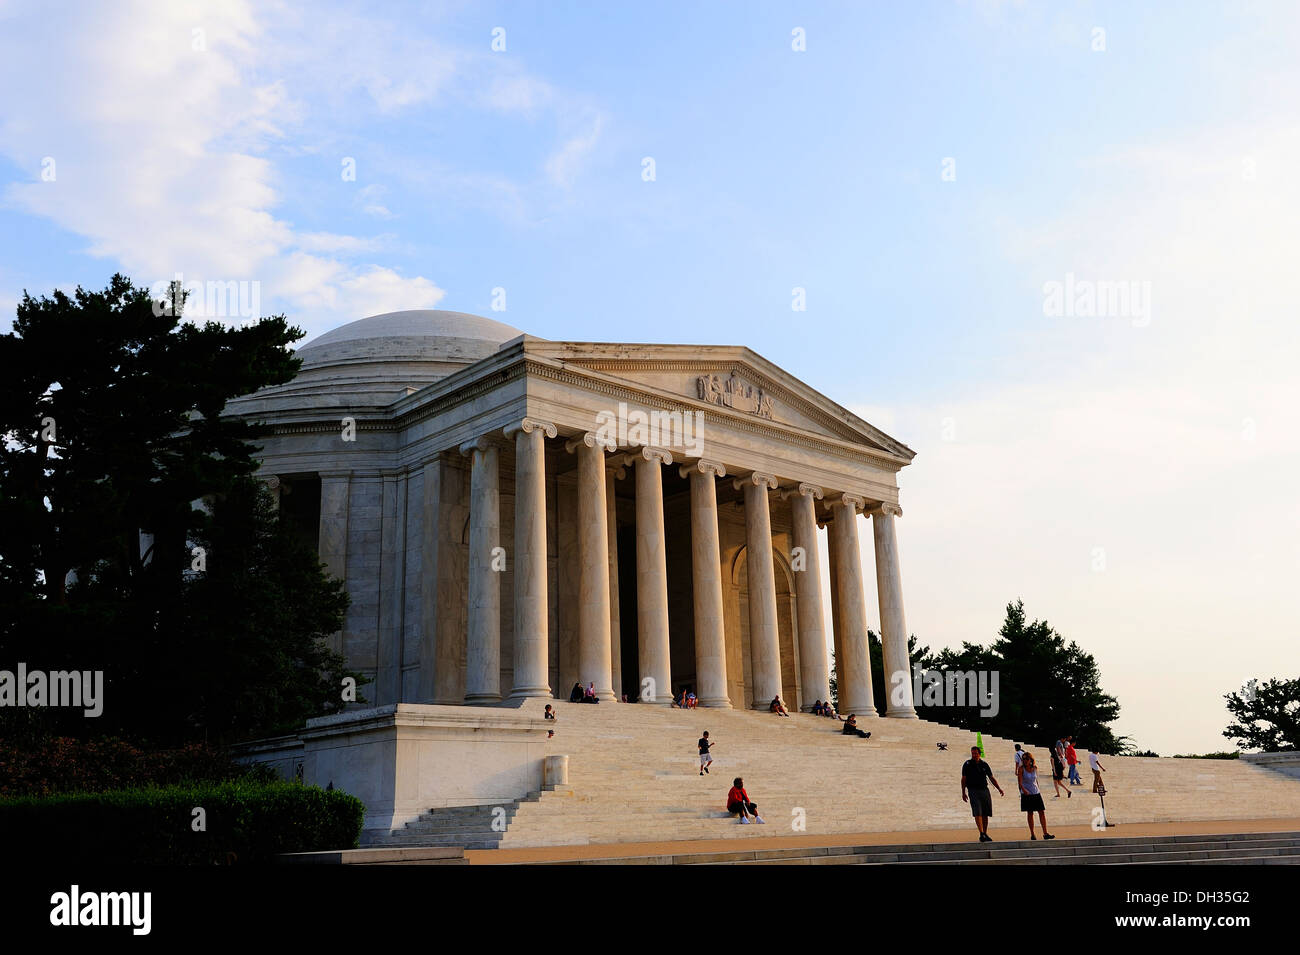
<box><xmin>696</xmin><ymin>371</ymin><xmax>774</xmax><ymax>419</ymax></box>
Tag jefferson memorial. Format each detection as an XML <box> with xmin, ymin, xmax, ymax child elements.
<box><xmin>229</xmin><ymin>309</ymin><xmax>919</xmax><ymax>719</ymax></box>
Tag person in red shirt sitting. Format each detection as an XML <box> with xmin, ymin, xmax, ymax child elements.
<box><xmin>726</xmin><ymin>777</ymin><xmax>765</xmax><ymax>825</ymax></box>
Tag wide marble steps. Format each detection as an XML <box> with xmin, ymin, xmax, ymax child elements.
<box><xmin>376</xmin><ymin>699</ymin><xmax>1300</xmax><ymax>850</ymax></box>
<box><xmin>531</xmin><ymin>830</ymin><xmax>1300</xmax><ymax>865</ymax></box>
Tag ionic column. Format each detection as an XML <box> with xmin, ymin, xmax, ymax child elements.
<box><xmin>681</xmin><ymin>459</ymin><xmax>730</xmax><ymax>708</ymax></box>
<box><xmin>606</xmin><ymin>464</ymin><xmax>624</xmax><ymax>699</ymax></box>
<box><xmin>460</xmin><ymin>437</ymin><xmax>501</xmax><ymax>704</ymax></box>
<box><xmin>784</xmin><ymin>483</ymin><xmax>830</xmax><ymax>711</ymax></box>
<box><xmin>505</xmin><ymin>417</ymin><xmax>556</xmax><ymax>700</ymax></box>
<box><xmin>635</xmin><ymin>446</ymin><xmax>674</xmax><ymax>703</ymax></box>
<box><xmin>870</xmin><ymin>503</ymin><xmax>917</xmax><ymax>718</ymax></box>
<box><xmin>736</xmin><ymin>471</ymin><xmax>781</xmax><ymax>708</ymax></box>
<box><xmin>566</xmin><ymin>433</ymin><xmax>616</xmax><ymax>701</ymax></box>
<box><xmin>828</xmin><ymin>493</ymin><xmax>877</xmax><ymax>716</ymax></box>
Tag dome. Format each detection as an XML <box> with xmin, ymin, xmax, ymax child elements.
<box><xmin>227</xmin><ymin>309</ymin><xmax>529</xmax><ymax>414</ymax></box>
<box><xmin>297</xmin><ymin>309</ymin><xmax>523</xmax><ymax>364</ymax></box>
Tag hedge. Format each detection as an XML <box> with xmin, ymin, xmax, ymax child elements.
<box><xmin>0</xmin><ymin>736</ymin><xmax>258</xmax><ymax>798</ymax></box>
<box><xmin>1</xmin><ymin>780</ymin><xmax>364</xmax><ymax>864</ymax></box>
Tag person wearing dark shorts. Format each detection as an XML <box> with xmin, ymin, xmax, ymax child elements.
<box><xmin>1049</xmin><ymin>745</ymin><xmax>1071</xmax><ymax>799</ymax></box>
<box><xmin>1017</xmin><ymin>752</ymin><xmax>1055</xmax><ymax>840</ymax></box>
<box><xmin>961</xmin><ymin>745</ymin><xmax>1004</xmax><ymax>842</ymax></box>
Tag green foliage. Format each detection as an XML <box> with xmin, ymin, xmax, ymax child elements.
<box><xmin>909</xmin><ymin>599</ymin><xmax>1122</xmax><ymax>751</ymax></box>
<box><xmin>0</xmin><ymin>275</ymin><xmax>355</xmax><ymax>744</ymax></box>
<box><xmin>1223</xmin><ymin>677</ymin><xmax>1300</xmax><ymax>753</ymax></box>
<box><xmin>174</xmin><ymin>477</ymin><xmax>359</xmax><ymax>741</ymax></box>
<box><xmin>0</xmin><ymin>734</ymin><xmax>255</xmax><ymax>798</ymax></box>
<box><xmin>1171</xmin><ymin>751</ymin><xmax>1240</xmax><ymax>760</ymax></box>
<box><xmin>1</xmin><ymin>780</ymin><xmax>364</xmax><ymax>864</ymax></box>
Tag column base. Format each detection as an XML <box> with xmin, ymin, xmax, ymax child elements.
<box><xmin>840</xmin><ymin>704</ymin><xmax>880</xmax><ymax>718</ymax></box>
<box><xmin>464</xmin><ymin>694</ymin><xmax>503</xmax><ymax>706</ymax></box>
<box><xmin>885</xmin><ymin>706</ymin><xmax>919</xmax><ymax>719</ymax></box>
<box><xmin>700</xmin><ymin>698</ymin><xmax>732</xmax><ymax>709</ymax></box>
<box><xmin>508</xmin><ymin>686</ymin><xmax>552</xmax><ymax>700</ymax></box>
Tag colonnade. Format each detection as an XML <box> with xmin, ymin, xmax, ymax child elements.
<box><xmin>457</xmin><ymin>418</ymin><xmax>916</xmax><ymax>716</ymax></box>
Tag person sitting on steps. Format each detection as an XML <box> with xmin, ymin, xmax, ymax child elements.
<box><xmin>769</xmin><ymin>695</ymin><xmax>791</xmax><ymax>717</ymax></box>
<box><xmin>842</xmin><ymin>714</ymin><xmax>871</xmax><ymax>738</ymax></box>
<box><xmin>569</xmin><ymin>682</ymin><xmax>584</xmax><ymax>703</ymax></box>
<box><xmin>726</xmin><ymin>777</ymin><xmax>765</xmax><ymax>825</ymax></box>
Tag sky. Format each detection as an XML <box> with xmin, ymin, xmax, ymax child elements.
<box><xmin>1</xmin><ymin>0</ymin><xmax>1297</xmax><ymax>755</ymax></box>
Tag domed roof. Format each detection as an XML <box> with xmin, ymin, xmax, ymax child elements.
<box><xmin>226</xmin><ymin>309</ymin><xmax>528</xmax><ymax>415</ymax></box>
<box><xmin>299</xmin><ymin>309</ymin><xmax>522</xmax><ymax>358</ymax></box>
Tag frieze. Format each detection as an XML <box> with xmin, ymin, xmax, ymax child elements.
<box><xmin>696</xmin><ymin>371</ymin><xmax>774</xmax><ymax>419</ymax></box>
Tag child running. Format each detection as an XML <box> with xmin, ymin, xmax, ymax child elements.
<box><xmin>698</xmin><ymin>731</ymin><xmax>714</xmax><ymax>775</ymax></box>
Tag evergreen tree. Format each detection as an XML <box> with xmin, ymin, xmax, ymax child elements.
<box><xmin>1224</xmin><ymin>677</ymin><xmax>1300</xmax><ymax>752</ymax></box>
<box><xmin>0</xmin><ymin>275</ymin><xmax>352</xmax><ymax>743</ymax></box>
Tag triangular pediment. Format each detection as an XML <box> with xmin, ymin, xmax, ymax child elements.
<box><xmin>523</xmin><ymin>341</ymin><xmax>914</xmax><ymax>463</ymax></box>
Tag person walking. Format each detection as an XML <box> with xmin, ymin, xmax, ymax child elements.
<box><xmin>727</xmin><ymin>777</ymin><xmax>765</xmax><ymax>824</ymax></box>
<box><xmin>961</xmin><ymin>744</ymin><xmax>1005</xmax><ymax>842</ymax></box>
<box><xmin>1066</xmin><ymin>737</ymin><xmax>1082</xmax><ymax>785</ymax></box>
<box><xmin>1017</xmin><ymin>752</ymin><xmax>1055</xmax><ymax>840</ymax></box>
<box><xmin>1089</xmin><ymin>750</ymin><xmax>1106</xmax><ymax>792</ymax></box>
<box><xmin>698</xmin><ymin>731</ymin><xmax>714</xmax><ymax>775</ymax></box>
<box><xmin>1013</xmin><ymin>743</ymin><xmax>1023</xmax><ymax>775</ymax></box>
<box><xmin>1048</xmin><ymin>742</ymin><xmax>1071</xmax><ymax>798</ymax></box>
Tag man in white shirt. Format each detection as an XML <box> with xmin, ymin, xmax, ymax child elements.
<box><xmin>1089</xmin><ymin>750</ymin><xmax>1106</xmax><ymax>793</ymax></box>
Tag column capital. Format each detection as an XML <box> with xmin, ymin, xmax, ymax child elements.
<box><xmin>637</xmin><ymin>446</ymin><xmax>674</xmax><ymax>466</ymax></box>
<box><xmin>780</xmin><ymin>482</ymin><xmax>823</xmax><ymax>501</ymax></box>
<box><xmin>832</xmin><ymin>492</ymin><xmax>867</xmax><ymax>513</ymax></box>
<box><xmin>866</xmin><ymin>502</ymin><xmax>903</xmax><ymax>519</ymax></box>
<box><xmin>258</xmin><ymin>473</ymin><xmax>281</xmax><ymax>490</ymax></box>
<box><xmin>564</xmin><ymin>432</ymin><xmax>618</xmax><ymax>454</ymax></box>
<box><xmin>458</xmin><ymin>435</ymin><xmax>495</xmax><ymax>456</ymax></box>
<box><xmin>733</xmin><ymin>471</ymin><xmax>778</xmax><ymax>491</ymax></box>
<box><xmin>503</xmin><ymin>417</ymin><xmax>557</xmax><ymax>440</ymax></box>
<box><xmin>678</xmin><ymin>459</ymin><xmax>726</xmax><ymax>479</ymax></box>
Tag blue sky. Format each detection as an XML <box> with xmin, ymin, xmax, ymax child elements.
<box><xmin>2</xmin><ymin>0</ymin><xmax>1298</xmax><ymax>753</ymax></box>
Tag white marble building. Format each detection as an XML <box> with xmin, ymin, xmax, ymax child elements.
<box><xmin>228</xmin><ymin>309</ymin><xmax>919</xmax><ymax>717</ymax></box>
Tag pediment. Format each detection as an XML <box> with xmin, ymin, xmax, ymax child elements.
<box><xmin>524</xmin><ymin>341</ymin><xmax>914</xmax><ymax>463</ymax></box>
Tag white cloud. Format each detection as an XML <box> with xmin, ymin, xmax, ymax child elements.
<box><xmin>545</xmin><ymin>114</ymin><xmax>604</xmax><ymax>188</ymax></box>
<box><xmin>0</xmin><ymin>0</ymin><xmax>444</xmax><ymax>331</ymax></box>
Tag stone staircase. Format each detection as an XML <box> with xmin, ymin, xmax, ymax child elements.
<box><xmin>376</xmin><ymin>698</ymin><xmax>1300</xmax><ymax>849</ymax></box>
<box><xmin>530</xmin><ymin>830</ymin><xmax>1300</xmax><ymax>865</ymax></box>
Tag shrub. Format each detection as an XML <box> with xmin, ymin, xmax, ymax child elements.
<box><xmin>0</xmin><ymin>736</ymin><xmax>251</xmax><ymax>798</ymax></box>
<box><xmin>1170</xmin><ymin>751</ymin><xmax>1240</xmax><ymax>760</ymax></box>
<box><xmin>1</xmin><ymin>780</ymin><xmax>364</xmax><ymax>864</ymax></box>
